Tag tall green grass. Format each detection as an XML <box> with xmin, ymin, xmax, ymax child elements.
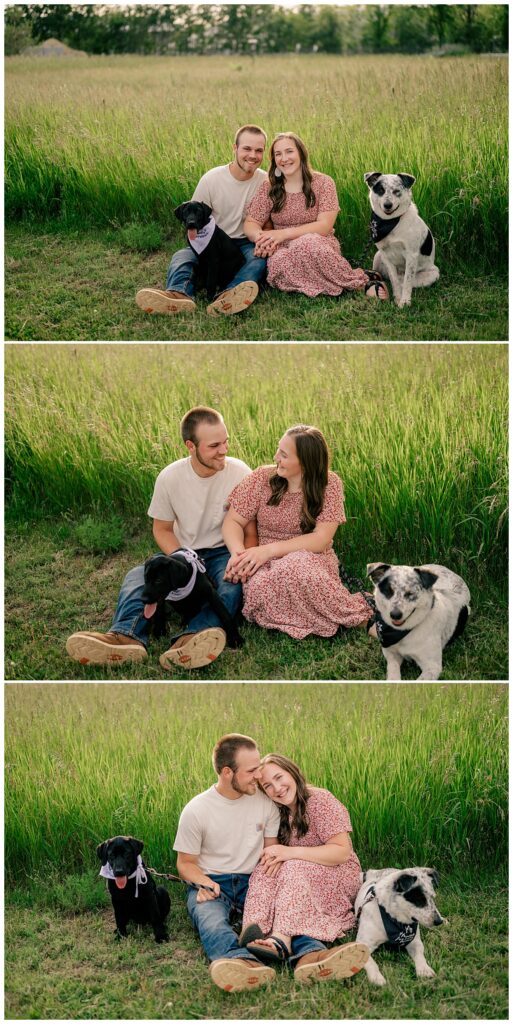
<box><xmin>5</xmin><ymin>344</ymin><xmax>508</xmax><ymax>578</ymax></box>
<box><xmin>5</xmin><ymin>54</ymin><xmax>508</xmax><ymax>269</ymax></box>
<box><xmin>5</xmin><ymin>683</ymin><xmax>507</xmax><ymax>883</ymax></box>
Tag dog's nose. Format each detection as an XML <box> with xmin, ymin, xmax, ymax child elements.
<box><xmin>433</xmin><ymin>913</ymin><xmax>444</xmax><ymax>926</ymax></box>
<box><xmin>391</xmin><ymin>608</ymin><xmax>403</xmax><ymax>621</ymax></box>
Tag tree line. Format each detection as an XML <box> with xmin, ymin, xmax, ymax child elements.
<box><xmin>5</xmin><ymin>4</ymin><xmax>508</xmax><ymax>57</ymax></box>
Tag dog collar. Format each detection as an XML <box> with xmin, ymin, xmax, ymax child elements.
<box><xmin>166</xmin><ymin>548</ymin><xmax>207</xmax><ymax>602</ymax></box>
<box><xmin>100</xmin><ymin>854</ymin><xmax>148</xmax><ymax>898</ymax></box>
<box><xmin>371</xmin><ymin>611</ymin><xmax>412</xmax><ymax>647</ymax></box>
<box><xmin>188</xmin><ymin>216</ymin><xmax>216</xmax><ymax>254</ymax></box>
<box><xmin>370</xmin><ymin>211</ymin><xmax>401</xmax><ymax>241</ymax></box>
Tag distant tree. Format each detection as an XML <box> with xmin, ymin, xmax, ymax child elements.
<box><xmin>427</xmin><ymin>5</ymin><xmax>455</xmax><ymax>48</ymax></box>
<box><xmin>391</xmin><ymin>6</ymin><xmax>432</xmax><ymax>53</ymax></box>
<box><xmin>362</xmin><ymin>5</ymin><xmax>391</xmax><ymax>53</ymax></box>
<box><xmin>5</xmin><ymin>5</ymin><xmax>34</xmax><ymax>54</ymax></box>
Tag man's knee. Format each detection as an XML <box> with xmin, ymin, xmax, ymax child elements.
<box><xmin>169</xmin><ymin>247</ymin><xmax>197</xmax><ymax>272</ymax></box>
<box><xmin>121</xmin><ymin>564</ymin><xmax>145</xmax><ymax>590</ymax></box>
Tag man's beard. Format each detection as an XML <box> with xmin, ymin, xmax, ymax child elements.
<box><xmin>194</xmin><ymin>446</ymin><xmax>223</xmax><ymax>471</ymax></box>
<box><xmin>231</xmin><ymin>774</ymin><xmax>255</xmax><ymax>796</ymax></box>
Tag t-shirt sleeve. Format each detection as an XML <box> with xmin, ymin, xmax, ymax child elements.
<box><xmin>318</xmin><ymin>174</ymin><xmax>340</xmax><ymax>214</ymax></box>
<box><xmin>247</xmin><ymin>182</ymin><xmax>273</xmax><ymax>225</ymax></box>
<box><xmin>173</xmin><ymin>805</ymin><xmax>203</xmax><ymax>855</ymax></box>
<box><xmin>227</xmin><ymin>467</ymin><xmax>268</xmax><ymax>521</ymax></box>
<box><xmin>312</xmin><ymin>789</ymin><xmax>352</xmax><ymax>841</ymax></box>
<box><xmin>317</xmin><ymin>472</ymin><xmax>346</xmax><ymax>524</ymax></box>
<box><xmin>264</xmin><ymin>800</ymin><xmax>281</xmax><ymax>838</ymax></box>
<box><xmin>192</xmin><ymin>172</ymin><xmax>212</xmax><ymax>206</ymax></box>
<box><xmin>147</xmin><ymin>469</ymin><xmax>176</xmax><ymax>522</ymax></box>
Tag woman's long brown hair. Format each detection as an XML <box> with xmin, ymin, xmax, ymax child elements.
<box><xmin>267</xmin><ymin>425</ymin><xmax>329</xmax><ymax>533</ymax></box>
<box><xmin>259</xmin><ymin>754</ymin><xmax>311</xmax><ymax>843</ymax></box>
<box><xmin>268</xmin><ymin>132</ymin><xmax>316</xmax><ymax>214</ymax></box>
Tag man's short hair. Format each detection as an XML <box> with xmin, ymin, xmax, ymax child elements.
<box><xmin>180</xmin><ymin>406</ymin><xmax>224</xmax><ymax>446</ymax></box>
<box><xmin>234</xmin><ymin>124</ymin><xmax>267</xmax><ymax>147</ymax></box>
<box><xmin>213</xmin><ymin>733</ymin><xmax>258</xmax><ymax>774</ymax></box>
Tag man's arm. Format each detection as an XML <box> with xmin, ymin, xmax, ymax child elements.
<box><xmin>176</xmin><ymin>851</ymin><xmax>221</xmax><ymax>902</ymax></box>
<box><xmin>152</xmin><ymin>519</ymin><xmax>182</xmax><ymax>555</ymax></box>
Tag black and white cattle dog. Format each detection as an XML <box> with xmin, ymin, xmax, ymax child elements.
<box><xmin>175</xmin><ymin>200</ymin><xmax>245</xmax><ymax>301</ymax></box>
<box><xmin>367</xmin><ymin>562</ymin><xmax>470</xmax><ymax>680</ymax></box>
<box><xmin>141</xmin><ymin>548</ymin><xmax>243</xmax><ymax>648</ymax></box>
<box><xmin>364</xmin><ymin>173</ymin><xmax>439</xmax><ymax>307</ymax></box>
<box><xmin>355</xmin><ymin>867</ymin><xmax>444</xmax><ymax>986</ymax></box>
<box><xmin>97</xmin><ymin>836</ymin><xmax>171</xmax><ymax>943</ymax></box>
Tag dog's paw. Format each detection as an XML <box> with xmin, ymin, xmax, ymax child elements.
<box><xmin>155</xmin><ymin>931</ymin><xmax>170</xmax><ymax>944</ymax></box>
<box><xmin>370</xmin><ymin>972</ymin><xmax>387</xmax><ymax>987</ymax></box>
<box><xmin>416</xmin><ymin>964</ymin><xmax>436</xmax><ymax>979</ymax></box>
<box><xmin>228</xmin><ymin>633</ymin><xmax>244</xmax><ymax>649</ymax></box>
<box><xmin>114</xmin><ymin>929</ymin><xmax>127</xmax><ymax>941</ymax></box>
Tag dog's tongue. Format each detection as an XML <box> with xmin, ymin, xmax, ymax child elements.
<box><xmin>187</xmin><ymin>228</ymin><xmax>198</xmax><ymax>241</ymax></box>
<box><xmin>115</xmin><ymin>876</ymin><xmax>128</xmax><ymax>889</ymax></box>
<box><xmin>144</xmin><ymin>603</ymin><xmax>158</xmax><ymax>619</ymax></box>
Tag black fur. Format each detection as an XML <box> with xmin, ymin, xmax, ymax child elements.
<box><xmin>420</xmin><ymin>229</ymin><xmax>434</xmax><ymax>256</ymax></box>
<box><xmin>446</xmin><ymin>604</ymin><xmax>469</xmax><ymax>647</ymax></box>
<box><xmin>97</xmin><ymin>836</ymin><xmax>170</xmax><ymax>943</ymax></box>
<box><xmin>141</xmin><ymin>552</ymin><xmax>243</xmax><ymax>648</ymax></box>
<box><xmin>174</xmin><ymin>201</ymin><xmax>245</xmax><ymax>300</ymax></box>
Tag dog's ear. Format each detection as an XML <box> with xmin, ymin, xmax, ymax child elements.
<box><xmin>200</xmin><ymin>202</ymin><xmax>212</xmax><ymax>218</ymax></box>
<box><xmin>367</xmin><ymin>562</ymin><xmax>391</xmax><ymax>583</ymax></box>
<box><xmin>398</xmin><ymin>174</ymin><xmax>416</xmax><ymax>190</ymax></box>
<box><xmin>129</xmin><ymin>837</ymin><xmax>144</xmax><ymax>856</ymax></box>
<box><xmin>174</xmin><ymin>203</ymin><xmax>188</xmax><ymax>223</ymax></box>
<box><xmin>426</xmin><ymin>868</ymin><xmax>440</xmax><ymax>889</ymax></box>
<box><xmin>414</xmin><ymin>568</ymin><xmax>438</xmax><ymax>590</ymax></box>
<box><xmin>393</xmin><ymin>872</ymin><xmax>417</xmax><ymax>893</ymax></box>
<box><xmin>364</xmin><ymin>172</ymin><xmax>382</xmax><ymax>189</ymax></box>
<box><xmin>96</xmin><ymin>840</ymin><xmax>110</xmax><ymax>864</ymax></box>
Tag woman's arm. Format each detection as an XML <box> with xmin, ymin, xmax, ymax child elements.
<box><xmin>259</xmin><ymin>832</ymin><xmax>353</xmax><ymax>875</ymax></box>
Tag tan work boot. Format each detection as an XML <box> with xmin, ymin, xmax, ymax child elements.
<box><xmin>159</xmin><ymin>628</ymin><xmax>226</xmax><ymax>671</ymax></box>
<box><xmin>135</xmin><ymin>288</ymin><xmax>196</xmax><ymax>314</ymax></box>
<box><xmin>206</xmin><ymin>281</ymin><xmax>258</xmax><ymax>316</ymax></box>
<box><xmin>66</xmin><ymin>631</ymin><xmax>148</xmax><ymax>666</ymax></box>
<box><xmin>209</xmin><ymin>957</ymin><xmax>275</xmax><ymax>992</ymax></box>
<box><xmin>294</xmin><ymin>942</ymin><xmax>369</xmax><ymax>984</ymax></box>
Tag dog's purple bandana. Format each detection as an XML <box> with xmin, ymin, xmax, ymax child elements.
<box><xmin>188</xmin><ymin>216</ymin><xmax>216</xmax><ymax>254</ymax></box>
<box><xmin>166</xmin><ymin>548</ymin><xmax>207</xmax><ymax>601</ymax></box>
<box><xmin>100</xmin><ymin>854</ymin><xmax>148</xmax><ymax>897</ymax></box>
<box><xmin>370</xmin><ymin>211</ymin><xmax>401</xmax><ymax>242</ymax></box>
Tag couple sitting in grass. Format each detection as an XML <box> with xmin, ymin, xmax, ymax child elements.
<box><xmin>135</xmin><ymin>123</ymin><xmax>388</xmax><ymax>318</ymax></box>
<box><xmin>174</xmin><ymin>732</ymin><xmax>368</xmax><ymax>992</ymax></box>
<box><xmin>66</xmin><ymin>405</ymin><xmax>372</xmax><ymax>671</ymax></box>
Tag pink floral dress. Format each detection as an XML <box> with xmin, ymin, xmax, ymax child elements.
<box><xmin>228</xmin><ymin>466</ymin><xmax>371</xmax><ymax>639</ymax></box>
<box><xmin>247</xmin><ymin>172</ymin><xmax>368</xmax><ymax>297</ymax></box>
<box><xmin>242</xmin><ymin>787</ymin><xmax>362</xmax><ymax>942</ymax></box>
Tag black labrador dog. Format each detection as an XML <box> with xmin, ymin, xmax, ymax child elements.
<box><xmin>97</xmin><ymin>836</ymin><xmax>170</xmax><ymax>943</ymax></box>
<box><xmin>175</xmin><ymin>200</ymin><xmax>245</xmax><ymax>300</ymax></box>
<box><xmin>141</xmin><ymin>551</ymin><xmax>243</xmax><ymax>648</ymax></box>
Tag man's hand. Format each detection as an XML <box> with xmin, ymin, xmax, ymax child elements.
<box><xmin>259</xmin><ymin>844</ymin><xmax>293</xmax><ymax>876</ymax></box>
<box><xmin>196</xmin><ymin>881</ymin><xmax>221</xmax><ymax>902</ymax></box>
<box><xmin>228</xmin><ymin>545</ymin><xmax>274</xmax><ymax>577</ymax></box>
<box><xmin>223</xmin><ymin>551</ymin><xmax>251</xmax><ymax>584</ymax></box>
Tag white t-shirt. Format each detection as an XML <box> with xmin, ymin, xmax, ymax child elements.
<box><xmin>147</xmin><ymin>456</ymin><xmax>251</xmax><ymax>550</ymax></box>
<box><xmin>193</xmin><ymin>164</ymin><xmax>268</xmax><ymax>238</ymax></box>
<box><xmin>174</xmin><ymin>785</ymin><xmax>281</xmax><ymax>875</ymax></box>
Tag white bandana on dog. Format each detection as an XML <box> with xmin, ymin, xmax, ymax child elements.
<box><xmin>99</xmin><ymin>854</ymin><xmax>148</xmax><ymax>898</ymax></box>
<box><xmin>166</xmin><ymin>548</ymin><xmax>207</xmax><ymax>601</ymax></box>
<box><xmin>188</xmin><ymin>216</ymin><xmax>216</xmax><ymax>254</ymax></box>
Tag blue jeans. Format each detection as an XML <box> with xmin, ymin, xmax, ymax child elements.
<box><xmin>110</xmin><ymin>546</ymin><xmax>242</xmax><ymax>650</ymax></box>
<box><xmin>165</xmin><ymin>239</ymin><xmax>267</xmax><ymax>298</ymax></box>
<box><xmin>186</xmin><ymin>873</ymin><xmax>325</xmax><ymax>965</ymax></box>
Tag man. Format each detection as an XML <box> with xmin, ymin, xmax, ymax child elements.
<box><xmin>175</xmin><ymin>734</ymin><xmax>366</xmax><ymax>992</ymax></box>
<box><xmin>66</xmin><ymin>406</ymin><xmax>252</xmax><ymax>671</ymax></box>
<box><xmin>136</xmin><ymin>124</ymin><xmax>268</xmax><ymax>317</ymax></box>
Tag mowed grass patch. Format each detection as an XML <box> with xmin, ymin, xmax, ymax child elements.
<box><xmin>4</xmin><ymin>225</ymin><xmax>508</xmax><ymax>341</ymax></box>
<box><xmin>4</xmin><ymin>521</ymin><xmax>508</xmax><ymax>681</ymax></box>
<box><xmin>4</xmin><ymin>879</ymin><xmax>508</xmax><ymax>1020</ymax></box>
<box><xmin>5</xmin><ymin>683</ymin><xmax>507</xmax><ymax>879</ymax></box>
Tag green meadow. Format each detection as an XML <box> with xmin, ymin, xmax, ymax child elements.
<box><xmin>5</xmin><ymin>54</ymin><xmax>508</xmax><ymax>340</ymax></box>
<box><xmin>4</xmin><ymin>343</ymin><xmax>508</xmax><ymax>680</ymax></box>
<box><xmin>5</xmin><ymin>682</ymin><xmax>508</xmax><ymax>1019</ymax></box>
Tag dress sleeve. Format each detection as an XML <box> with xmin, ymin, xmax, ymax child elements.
<box><xmin>227</xmin><ymin>466</ymin><xmax>269</xmax><ymax>521</ymax></box>
<box><xmin>311</xmin><ymin>789</ymin><xmax>353</xmax><ymax>841</ymax></box>
<box><xmin>317</xmin><ymin>173</ymin><xmax>340</xmax><ymax>214</ymax></box>
<box><xmin>247</xmin><ymin>182</ymin><xmax>273</xmax><ymax>225</ymax></box>
<box><xmin>317</xmin><ymin>472</ymin><xmax>346</xmax><ymax>524</ymax></box>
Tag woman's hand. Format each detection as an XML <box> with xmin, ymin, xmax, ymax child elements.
<box><xmin>254</xmin><ymin>228</ymin><xmax>289</xmax><ymax>257</ymax></box>
<box><xmin>223</xmin><ymin>551</ymin><xmax>251</xmax><ymax>584</ymax></box>
<box><xmin>228</xmin><ymin>544</ymin><xmax>274</xmax><ymax>577</ymax></box>
<box><xmin>259</xmin><ymin>844</ymin><xmax>293</xmax><ymax>876</ymax></box>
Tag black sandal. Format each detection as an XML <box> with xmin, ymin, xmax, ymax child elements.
<box><xmin>239</xmin><ymin>922</ymin><xmax>265</xmax><ymax>947</ymax></box>
<box><xmin>247</xmin><ymin>935</ymin><xmax>290</xmax><ymax>965</ymax></box>
<box><xmin>364</xmin><ymin>278</ymin><xmax>389</xmax><ymax>299</ymax></box>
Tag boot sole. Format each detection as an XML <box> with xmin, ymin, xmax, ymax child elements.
<box><xmin>159</xmin><ymin>628</ymin><xmax>226</xmax><ymax>670</ymax></box>
<box><xmin>206</xmin><ymin>282</ymin><xmax>258</xmax><ymax>316</ymax></box>
<box><xmin>209</xmin><ymin>959</ymin><xmax>275</xmax><ymax>992</ymax></box>
<box><xmin>66</xmin><ymin>634</ymin><xmax>148</xmax><ymax>666</ymax></box>
<box><xmin>136</xmin><ymin>289</ymin><xmax>196</xmax><ymax>314</ymax></box>
<box><xmin>294</xmin><ymin>942</ymin><xmax>370</xmax><ymax>984</ymax></box>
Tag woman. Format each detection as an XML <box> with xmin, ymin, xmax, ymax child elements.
<box><xmin>239</xmin><ymin>754</ymin><xmax>368</xmax><ymax>980</ymax></box>
<box><xmin>244</xmin><ymin>132</ymin><xmax>388</xmax><ymax>300</ymax></box>
<box><xmin>222</xmin><ymin>425</ymin><xmax>372</xmax><ymax>638</ymax></box>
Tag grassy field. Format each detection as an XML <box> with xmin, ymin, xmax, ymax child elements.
<box><xmin>4</xmin><ymin>54</ymin><xmax>508</xmax><ymax>341</ymax></box>
<box><xmin>5</xmin><ymin>682</ymin><xmax>508</xmax><ymax>1019</ymax></box>
<box><xmin>5</xmin><ymin>343</ymin><xmax>507</xmax><ymax>680</ymax></box>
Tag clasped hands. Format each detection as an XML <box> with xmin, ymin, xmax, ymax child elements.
<box><xmin>224</xmin><ymin>544</ymin><xmax>274</xmax><ymax>584</ymax></box>
<box><xmin>253</xmin><ymin>228</ymin><xmax>289</xmax><ymax>258</ymax></box>
<box><xmin>258</xmin><ymin>844</ymin><xmax>293</xmax><ymax>877</ymax></box>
